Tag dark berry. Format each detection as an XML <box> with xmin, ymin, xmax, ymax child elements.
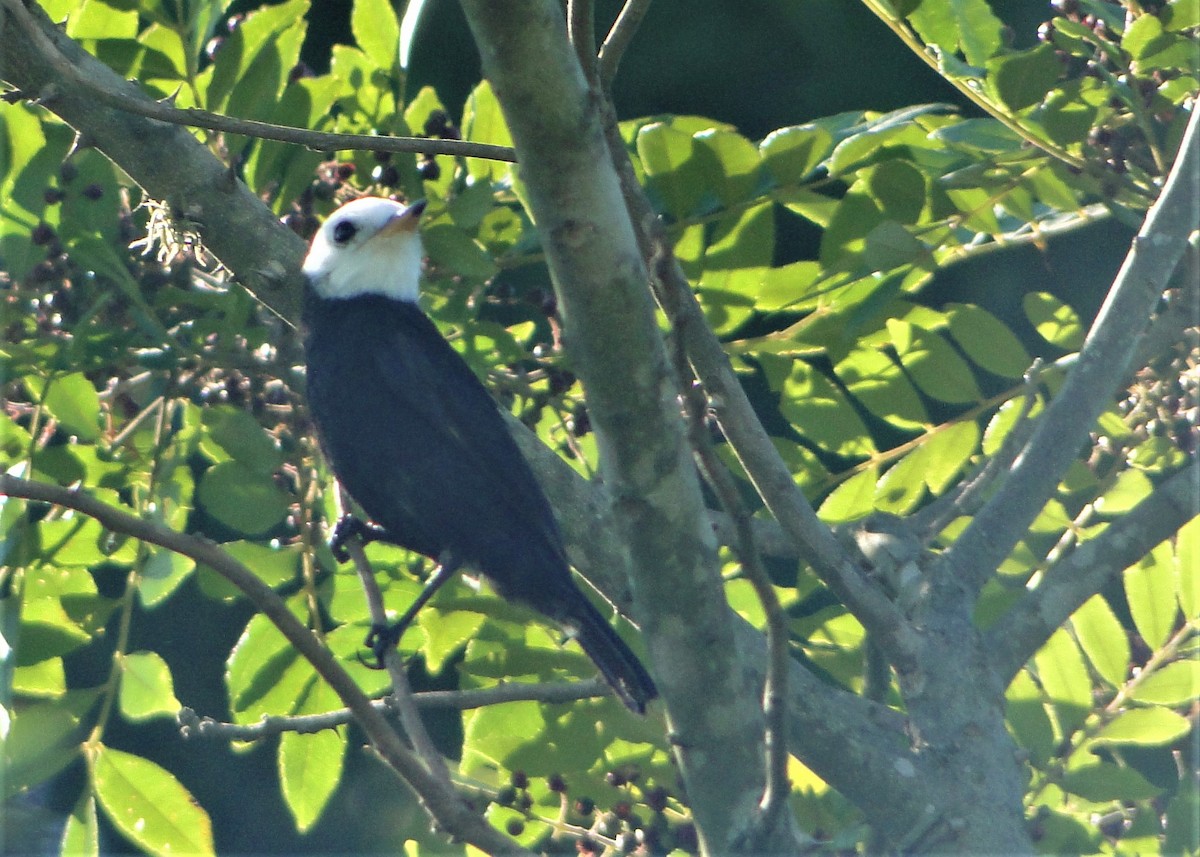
<box><xmin>59</xmin><ymin>162</ymin><xmax>77</xmax><ymax>183</ymax></box>
<box><xmin>424</xmin><ymin>109</ymin><xmax>451</xmax><ymax>137</ymax></box>
<box><xmin>613</xmin><ymin>800</ymin><xmax>632</xmax><ymax>820</ymax></box>
<box><xmin>378</xmin><ymin>164</ymin><xmax>400</xmax><ymax>188</ymax></box>
<box><xmin>335</xmin><ymin>162</ymin><xmax>355</xmax><ymax>181</ymax></box>
<box><xmin>43</xmin><ymin>187</ymin><xmax>64</xmax><ymax>204</ymax></box>
<box><xmin>574</xmin><ymin>797</ymin><xmax>595</xmax><ymax>816</ymax></box>
<box><xmin>510</xmin><ymin>770</ymin><xmax>529</xmax><ymax>790</ymax></box>
<box><xmin>373</xmin><ymin>150</ymin><xmax>392</xmax><ymax>163</ymax></box>
<box><xmin>644</xmin><ymin>786</ymin><xmax>668</xmax><ymax>813</ymax></box>
<box><xmin>505</xmin><ymin>819</ymin><xmax>524</xmax><ymax>837</ymax></box>
<box><xmin>81</xmin><ymin>183</ymin><xmax>104</xmax><ymax>200</ymax></box>
<box><xmin>576</xmin><ymin>838</ymin><xmax>601</xmax><ymax>855</ymax></box>
<box><xmin>606</xmin><ymin>770</ymin><xmax>626</xmax><ymax>789</ymax></box>
<box><xmin>31</xmin><ymin>222</ymin><xmax>55</xmax><ymax>245</ymax></box>
<box><xmin>495</xmin><ymin>785</ymin><xmax>517</xmax><ymax>806</ymax></box>
<box><xmin>419</xmin><ymin>158</ymin><xmax>441</xmax><ymax>182</ymax></box>
<box><xmin>673</xmin><ymin>822</ymin><xmax>699</xmax><ymax>852</ymax></box>
<box><xmin>548</xmin><ymin>773</ymin><xmax>567</xmax><ymax>793</ymax></box>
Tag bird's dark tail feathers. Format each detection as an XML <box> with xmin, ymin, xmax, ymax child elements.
<box><xmin>567</xmin><ymin>597</ymin><xmax>658</xmax><ymax>714</ymax></box>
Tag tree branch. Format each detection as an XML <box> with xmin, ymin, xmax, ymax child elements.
<box><xmin>597</xmin><ymin>0</ymin><xmax>653</xmax><ymax>89</ymax></box>
<box><xmin>456</xmin><ymin>3</ymin><xmax>785</xmax><ymax>851</ymax></box>
<box><xmin>940</xmin><ymin>107</ymin><xmax>1200</xmax><ymax>597</ymax></box>
<box><xmin>0</xmin><ymin>0</ymin><xmax>514</xmax><ymax>163</ymax></box>
<box><xmin>177</xmin><ymin>678</ymin><xmax>612</xmax><ymax>741</ymax></box>
<box><xmin>0</xmin><ymin>474</ymin><xmax>533</xmax><ymax>856</ymax></box>
<box><xmin>986</xmin><ymin>462</ymin><xmax>1199</xmax><ymax>682</ymax></box>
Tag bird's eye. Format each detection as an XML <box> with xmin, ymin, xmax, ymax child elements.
<box><xmin>332</xmin><ymin>220</ymin><xmax>357</xmax><ymax>245</ymax></box>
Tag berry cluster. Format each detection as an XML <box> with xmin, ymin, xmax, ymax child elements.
<box><xmin>492</xmin><ymin>765</ymin><xmax>697</xmax><ymax>855</ymax></box>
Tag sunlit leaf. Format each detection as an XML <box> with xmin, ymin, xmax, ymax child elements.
<box><xmin>1092</xmin><ymin>707</ymin><xmax>1190</xmax><ymax>746</ymax></box>
<box><xmin>119</xmin><ymin>650</ymin><xmax>181</xmax><ymax>722</ymax></box>
<box><xmin>1124</xmin><ymin>542</ymin><xmax>1178</xmax><ymax>649</ymax></box>
<box><xmin>1070</xmin><ymin>595</ymin><xmax>1129</xmax><ymax>688</ymax></box>
<box><xmin>92</xmin><ymin>745</ymin><xmax>215</xmax><ymax>856</ymax></box>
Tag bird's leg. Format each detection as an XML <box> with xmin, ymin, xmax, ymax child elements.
<box><xmin>361</xmin><ymin>552</ymin><xmax>464</xmax><ymax>669</ymax></box>
<box><xmin>329</xmin><ymin>514</ymin><xmax>392</xmax><ymax>563</ymax></box>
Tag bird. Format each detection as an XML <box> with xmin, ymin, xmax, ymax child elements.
<box><xmin>301</xmin><ymin>196</ymin><xmax>657</xmax><ymax>713</ymax></box>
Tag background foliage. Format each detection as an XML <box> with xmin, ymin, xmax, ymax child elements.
<box><xmin>1</xmin><ymin>0</ymin><xmax>1197</xmax><ymax>854</ymax></box>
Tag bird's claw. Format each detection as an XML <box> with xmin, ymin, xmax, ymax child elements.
<box><xmin>358</xmin><ymin>622</ymin><xmax>404</xmax><ymax>670</ymax></box>
<box><xmin>330</xmin><ymin>515</ymin><xmax>387</xmax><ymax>563</ymax></box>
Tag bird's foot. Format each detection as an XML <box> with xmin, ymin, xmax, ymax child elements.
<box><xmin>358</xmin><ymin>619</ymin><xmax>411</xmax><ymax>670</ymax></box>
<box><xmin>330</xmin><ymin>515</ymin><xmax>389</xmax><ymax>563</ymax></box>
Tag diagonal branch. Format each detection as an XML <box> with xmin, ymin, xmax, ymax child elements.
<box><xmin>986</xmin><ymin>462</ymin><xmax>1199</xmax><ymax>683</ymax></box>
<box><xmin>0</xmin><ymin>0</ymin><xmax>514</xmax><ymax>163</ymax></box>
<box><xmin>0</xmin><ymin>474</ymin><xmax>533</xmax><ymax>856</ymax></box>
<box><xmin>940</xmin><ymin>107</ymin><xmax>1200</xmax><ymax>597</ymax></box>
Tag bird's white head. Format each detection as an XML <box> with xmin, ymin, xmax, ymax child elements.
<box><xmin>302</xmin><ymin>197</ymin><xmax>426</xmax><ymax>302</ymax></box>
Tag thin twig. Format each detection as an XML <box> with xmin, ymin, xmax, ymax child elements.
<box><xmin>0</xmin><ymin>474</ymin><xmax>533</xmax><ymax>856</ymax></box>
<box><xmin>0</xmin><ymin>0</ymin><xmax>515</xmax><ymax>164</ymax></box>
<box><xmin>334</xmin><ymin>490</ymin><xmax>453</xmax><ymax>786</ymax></box>
<box><xmin>177</xmin><ymin>679</ymin><xmax>610</xmax><ymax>740</ymax></box>
<box><xmin>567</xmin><ymin>0</ymin><xmax>598</xmax><ymax>85</ymax></box>
<box><xmin>597</xmin><ymin>0</ymin><xmax>654</xmax><ymax>90</ymax></box>
<box><xmin>910</xmin><ymin>359</ymin><xmax>1044</xmax><ymax>540</ymax></box>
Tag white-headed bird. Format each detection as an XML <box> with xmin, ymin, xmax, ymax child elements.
<box><xmin>302</xmin><ymin>197</ymin><xmax>657</xmax><ymax>713</ymax></box>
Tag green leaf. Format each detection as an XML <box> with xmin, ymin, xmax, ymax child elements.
<box><xmin>1070</xmin><ymin>595</ymin><xmax>1130</xmax><ymax>688</ymax></box>
<box><xmin>636</xmin><ymin>122</ymin><xmax>713</xmax><ymax>219</ymax></box>
<box><xmin>1177</xmin><ymin>515</ymin><xmax>1198</xmax><ymax>620</ymax></box>
<box><xmin>138</xmin><ymin>547</ymin><xmax>195</xmax><ymax>608</ymax></box>
<box><xmin>196</xmin><ymin>461</ymin><xmax>289</xmax><ymax>536</ymax></box>
<box><xmin>945</xmin><ymin>303</ymin><xmax>1031</xmax><ymax>378</ymax></box>
<box><xmin>420</xmin><ymin>607</ymin><xmax>487</xmax><ymax>674</ymax></box>
<box><xmin>760</xmin><ymin>124</ymin><xmax>833</xmax><ymax>184</ymax></box>
<box><xmin>1096</xmin><ymin>468</ymin><xmax>1154</xmax><ymax>515</ymax></box>
<box><xmin>781</xmin><ymin>363</ymin><xmax>876</xmax><ymax>457</ymax></box>
<box><xmin>887</xmin><ymin>320</ymin><xmax>981</xmax><ymax>403</ymax></box>
<box><xmin>1034</xmin><ymin>628</ymin><xmax>1092</xmax><ymax>734</ymax></box>
<box><xmin>201</xmin><ymin>406</ymin><xmax>283</xmax><ymax>474</ymax></box>
<box><xmin>225</xmin><ymin>604</ymin><xmax>319</xmax><ymax>721</ymax></box>
<box><xmin>835</xmin><ymin>345</ymin><xmax>928</xmax><ymax>431</ymax></box>
<box><xmin>1164</xmin><ymin>780</ymin><xmax>1200</xmax><ymax>855</ymax></box>
<box><xmin>695</xmin><ymin>128</ymin><xmax>762</xmax><ymax>206</ymax></box>
<box><xmin>92</xmin><ymin>745</ymin><xmax>214</xmax><ymax>856</ymax></box>
<box><xmin>1060</xmin><ymin>762</ymin><xmax>1161</xmax><ymax>801</ymax></box>
<box><xmin>119</xmin><ymin>650</ymin><xmax>181</xmax><ymax>722</ymax></box>
<box><xmin>224</xmin><ymin>541</ymin><xmax>300</xmax><ymax>589</ymax></box>
<box><xmin>908</xmin><ymin>0</ymin><xmax>1004</xmax><ymax>67</ymax></box>
<box><xmin>461</xmin><ymin>700</ymin><xmax>547</xmax><ymax>775</ymax></box>
<box><xmin>818</xmin><ymin>467</ymin><xmax>880</xmax><ymax>524</ymax></box>
<box><xmin>279</xmin><ymin>683</ymin><xmax>345</xmax><ymax>832</ymax></box>
<box><xmin>1131</xmin><ymin>660</ymin><xmax>1200</xmax><ymax>705</ymax></box>
<box><xmin>39</xmin><ymin>373</ymin><xmax>101</xmax><ymax>441</ymax></box>
<box><xmin>422</xmin><ymin>223</ymin><xmax>499</xmax><ymax>282</ymax></box>
<box><xmin>351</xmin><ymin>0</ymin><xmax>400</xmax><ymax>71</ymax></box>
<box><xmin>1124</xmin><ymin>542</ymin><xmax>1178</xmax><ymax>649</ymax></box>
<box><xmin>462</xmin><ymin>81</ymin><xmax>513</xmax><ymax>184</ymax></box>
<box><xmin>866</xmin><ymin>160</ymin><xmax>926</xmax><ymax>225</ymax></box>
<box><xmin>1005</xmin><ymin>670</ymin><xmax>1055</xmax><ymax>765</ymax></box>
<box><xmin>1023</xmin><ymin>292</ymin><xmax>1084</xmax><ymax>350</ymax></box>
<box><xmin>1092</xmin><ymin>707</ymin><xmax>1190</xmax><ymax>746</ymax></box>
<box><xmin>987</xmin><ymin>43</ymin><xmax>1063</xmax><ymax>111</ymax></box>
<box><xmin>4</xmin><ymin>699</ymin><xmax>88</xmax><ymax>797</ymax></box>
<box><xmin>61</xmin><ymin>794</ymin><xmax>99</xmax><ymax>857</ymax></box>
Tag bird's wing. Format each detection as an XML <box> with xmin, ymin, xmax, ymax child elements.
<box><xmin>320</xmin><ymin>299</ymin><xmax>566</xmax><ymax>576</ymax></box>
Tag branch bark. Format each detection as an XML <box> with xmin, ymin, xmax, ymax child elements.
<box><xmin>455</xmin><ymin>3</ymin><xmax>788</xmax><ymax>851</ymax></box>
<box><xmin>941</xmin><ymin>106</ymin><xmax>1200</xmax><ymax>597</ymax></box>
<box><xmin>987</xmin><ymin>462</ymin><xmax>1199</xmax><ymax>682</ymax></box>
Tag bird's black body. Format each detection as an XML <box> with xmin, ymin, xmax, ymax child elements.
<box><xmin>303</xmin><ymin>289</ymin><xmax>657</xmax><ymax>712</ymax></box>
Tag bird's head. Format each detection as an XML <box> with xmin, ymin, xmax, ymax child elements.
<box><xmin>302</xmin><ymin>197</ymin><xmax>427</xmax><ymax>302</ymax></box>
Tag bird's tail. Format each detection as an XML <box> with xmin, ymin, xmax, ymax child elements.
<box><xmin>566</xmin><ymin>596</ymin><xmax>658</xmax><ymax>714</ymax></box>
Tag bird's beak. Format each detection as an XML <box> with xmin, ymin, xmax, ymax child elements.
<box><xmin>377</xmin><ymin>199</ymin><xmax>427</xmax><ymax>237</ymax></box>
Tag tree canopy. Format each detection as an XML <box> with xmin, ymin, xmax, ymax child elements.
<box><xmin>1</xmin><ymin>0</ymin><xmax>1197</xmax><ymax>854</ymax></box>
